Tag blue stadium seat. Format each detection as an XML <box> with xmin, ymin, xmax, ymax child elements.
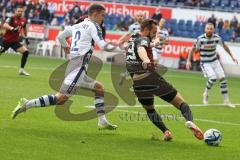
<box><xmin>170</xmin><ymin>18</ymin><xmax>177</xmax><ymax>25</ymax></box>
<box><xmin>186</xmin><ymin>20</ymin><xmax>193</xmax><ymax>27</ymax></box>
<box><xmin>178</xmin><ymin>19</ymin><xmax>185</xmax><ymax>25</ymax></box>
<box><xmin>230</xmin><ymin>0</ymin><xmax>238</xmax><ymax>8</ymax></box>
<box><xmin>178</xmin><ymin>24</ymin><xmax>187</xmax><ymax>32</ymax></box>
<box><xmin>211</xmin><ymin>0</ymin><xmax>221</xmax><ymax>8</ymax></box>
<box><xmin>221</xmin><ymin>0</ymin><xmax>230</xmax><ymax>7</ymax></box>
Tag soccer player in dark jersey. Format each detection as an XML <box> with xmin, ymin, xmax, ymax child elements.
<box><xmin>0</xmin><ymin>5</ymin><xmax>30</xmax><ymax>76</ymax></box>
<box><xmin>126</xmin><ymin>19</ymin><xmax>204</xmax><ymax>141</ymax></box>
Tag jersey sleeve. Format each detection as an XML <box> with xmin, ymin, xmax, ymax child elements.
<box><xmin>57</xmin><ymin>27</ymin><xmax>72</xmax><ymax>47</ymax></box>
<box><xmin>128</xmin><ymin>25</ymin><xmax>134</xmax><ymax>34</ymax></box>
<box><xmin>5</xmin><ymin>17</ymin><xmax>13</xmax><ymax>25</ymax></box>
<box><xmin>136</xmin><ymin>37</ymin><xmax>149</xmax><ymax>49</ymax></box>
<box><xmin>90</xmin><ymin>23</ymin><xmax>106</xmax><ymax>49</ymax></box>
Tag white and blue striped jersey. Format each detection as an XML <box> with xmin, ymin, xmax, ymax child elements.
<box><xmin>128</xmin><ymin>22</ymin><xmax>141</xmax><ymax>35</ymax></box>
<box><xmin>57</xmin><ymin>20</ymin><xmax>106</xmax><ymax>59</ymax></box>
<box><xmin>193</xmin><ymin>33</ymin><xmax>224</xmax><ymax>63</ymax></box>
<box><xmin>153</xmin><ymin>27</ymin><xmax>169</xmax><ymax>54</ymax></box>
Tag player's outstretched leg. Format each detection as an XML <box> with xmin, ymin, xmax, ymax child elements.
<box><xmin>203</xmin><ymin>78</ymin><xmax>216</xmax><ymax>105</ymax></box>
<box><xmin>142</xmin><ymin>102</ymin><xmax>172</xmax><ymax>141</ymax></box>
<box><xmin>93</xmin><ymin>82</ymin><xmax>118</xmax><ymax>130</ymax></box>
<box><xmin>219</xmin><ymin>78</ymin><xmax>235</xmax><ymax>108</ymax></box>
<box><xmin>12</xmin><ymin>94</ymin><xmax>61</xmax><ymax>119</ymax></box>
<box><xmin>170</xmin><ymin>93</ymin><xmax>204</xmax><ymax>140</ymax></box>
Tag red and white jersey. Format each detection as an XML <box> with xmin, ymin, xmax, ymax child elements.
<box><xmin>3</xmin><ymin>16</ymin><xmax>27</xmax><ymax>42</ymax></box>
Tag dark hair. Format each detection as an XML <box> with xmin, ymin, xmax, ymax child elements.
<box><xmin>141</xmin><ymin>19</ymin><xmax>157</xmax><ymax>32</ymax></box>
<box><xmin>16</xmin><ymin>4</ymin><xmax>24</xmax><ymax>9</ymax></box>
<box><xmin>88</xmin><ymin>4</ymin><xmax>105</xmax><ymax>16</ymax></box>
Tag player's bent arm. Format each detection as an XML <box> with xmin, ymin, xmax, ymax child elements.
<box><xmin>97</xmin><ymin>40</ymin><xmax>123</xmax><ymax>53</ymax></box>
<box><xmin>57</xmin><ymin>28</ymin><xmax>72</xmax><ymax>48</ymax></box>
<box><xmin>117</xmin><ymin>32</ymin><xmax>131</xmax><ymax>44</ymax></box>
<box><xmin>223</xmin><ymin>43</ymin><xmax>238</xmax><ymax>63</ymax></box>
<box><xmin>3</xmin><ymin>22</ymin><xmax>14</xmax><ymax>31</ymax></box>
<box><xmin>90</xmin><ymin>24</ymin><xmax>123</xmax><ymax>53</ymax></box>
<box><xmin>138</xmin><ymin>46</ymin><xmax>150</xmax><ymax>63</ymax></box>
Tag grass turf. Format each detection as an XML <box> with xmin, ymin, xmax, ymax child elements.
<box><xmin>0</xmin><ymin>54</ymin><xmax>240</xmax><ymax>160</ymax></box>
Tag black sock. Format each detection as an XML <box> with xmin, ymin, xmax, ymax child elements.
<box><xmin>21</xmin><ymin>51</ymin><xmax>29</xmax><ymax>68</ymax></box>
<box><xmin>179</xmin><ymin>102</ymin><xmax>193</xmax><ymax>121</ymax></box>
<box><xmin>147</xmin><ymin>109</ymin><xmax>168</xmax><ymax>133</ymax></box>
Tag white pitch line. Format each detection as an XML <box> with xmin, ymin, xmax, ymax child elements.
<box><xmin>86</xmin><ymin>103</ymin><xmax>240</xmax><ymax>109</ymax></box>
<box><xmin>0</xmin><ymin>65</ymin><xmax>56</xmax><ymax>71</ymax></box>
<box><xmin>114</xmin><ymin>108</ymin><xmax>240</xmax><ymax>126</ymax></box>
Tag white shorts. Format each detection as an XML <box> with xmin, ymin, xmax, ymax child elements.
<box><xmin>200</xmin><ymin>60</ymin><xmax>225</xmax><ymax>79</ymax></box>
<box><xmin>60</xmin><ymin>56</ymin><xmax>96</xmax><ymax>97</ymax></box>
<box><xmin>152</xmin><ymin>48</ymin><xmax>162</xmax><ymax>61</ymax></box>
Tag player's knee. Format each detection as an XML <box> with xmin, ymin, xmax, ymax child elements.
<box><xmin>219</xmin><ymin>77</ymin><xmax>226</xmax><ymax>82</ymax></box>
<box><xmin>94</xmin><ymin>82</ymin><xmax>104</xmax><ymax>95</ymax></box>
<box><xmin>23</xmin><ymin>50</ymin><xmax>29</xmax><ymax>55</ymax></box>
<box><xmin>209</xmin><ymin>78</ymin><xmax>217</xmax><ymax>83</ymax></box>
<box><xmin>55</xmin><ymin>93</ymin><xmax>68</xmax><ymax>105</ymax></box>
<box><xmin>0</xmin><ymin>46</ymin><xmax>5</xmax><ymax>53</ymax></box>
<box><xmin>143</xmin><ymin>105</ymin><xmax>154</xmax><ymax>111</ymax></box>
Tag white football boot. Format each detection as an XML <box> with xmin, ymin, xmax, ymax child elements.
<box><xmin>19</xmin><ymin>68</ymin><xmax>30</xmax><ymax>76</ymax></box>
<box><xmin>202</xmin><ymin>92</ymin><xmax>208</xmax><ymax>105</ymax></box>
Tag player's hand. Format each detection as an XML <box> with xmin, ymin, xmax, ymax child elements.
<box><xmin>232</xmin><ymin>57</ymin><xmax>238</xmax><ymax>64</ymax></box>
<box><xmin>63</xmin><ymin>47</ymin><xmax>70</xmax><ymax>54</ymax></box>
<box><xmin>25</xmin><ymin>38</ymin><xmax>30</xmax><ymax>45</ymax></box>
<box><xmin>152</xmin><ymin>38</ymin><xmax>160</xmax><ymax>47</ymax></box>
<box><xmin>12</xmin><ymin>26</ymin><xmax>20</xmax><ymax>33</ymax></box>
<box><xmin>142</xmin><ymin>60</ymin><xmax>154</xmax><ymax>71</ymax></box>
<box><xmin>186</xmin><ymin>60</ymin><xmax>192</xmax><ymax>70</ymax></box>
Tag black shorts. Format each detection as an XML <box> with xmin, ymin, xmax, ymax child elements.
<box><xmin>132</xmin><ymin>71</ymin><xmax>177</xmax><ymax>106</ymax></box>
<box><xmin>0</xmin><ymin>40</ymin><xmax>23</xmax><ymax>52</ymax></box>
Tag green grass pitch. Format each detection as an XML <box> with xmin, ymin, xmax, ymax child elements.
<box><xmin>0</xmin><ymin>54</ymin><xmax>240</xmax><ymax>160</ymax></box>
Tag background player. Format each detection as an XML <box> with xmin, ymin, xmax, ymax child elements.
<box><xmin>126</xmin><ymin>19</ymin><xmax>204</xmax><ymax>141</ymax></box>
<box><xmin>12</xmin><ymin>4</ymin><xmax>122</xmax><ymax>129</ymax></box>
<box><xmin>186</xmin><ymin>23</ymin><xmax>238</xmax><ymax>108</ymax></box>
<box><xmin>0</xmin><ymin>5</ymin><xmax>30</xmax><ymax>76</ymax></box>
<box><xmin>152</xmin><ymin>18</ymin><xmax>169</xmax><ymax>64</ymax></box>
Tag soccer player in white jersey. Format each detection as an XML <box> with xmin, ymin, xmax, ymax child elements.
<box><xmin>186</xmin><ymin>23</ymin><xmax>238</xmax><ymax>108</ymax></box>
<box><xmin>118</xmin><ymin>12</ymin><xmax>144</xmax><ymax>44</ymax></box>
<box><xmin>12</xmin><ymin>4</ymin><xmax>123</xmax><ymax>129</ymax></box>
<box><xmin>152</xmin><ymin>18</ymin><xmax>169</xmax><ymax>64</ymax></box>
<box><xmin>118</xmin><ymin>12</ymin><xmax>144</xmax><ymax>85</ymax></box>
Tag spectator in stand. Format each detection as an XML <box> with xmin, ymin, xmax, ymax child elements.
<box><xmin>39</xmin><ymin>4</ymin><xmax>50</xmax><ymax>23</ymax></box>
<box><xmin>223</xmin><ymin>19</ymin><xmax>230</xmax><ymax>29</ymax></box>
<box><xmin>230</xmin><ymin>16</ymin><xmax>238</xmax><ymax>30</ymax></box>
<box><xmin>200</xmin><ymin>0</ymin><xmax>208</xmax><ymax>8</ymax></box>
<box><xmin>48</xmin><ymin>2</ymin><xmax>55</xmax><ymax>23</ymax></box>
<box><xmin>217</xmin><ymin>18</ymin><xmax>224</xmax><ymax>34</ymax></box>
<box><xmin>185</xmin><ymin>0</ymin><xmax>198</xmax><ymax>7</ymax></box>
<box><xmin>151</xmin><ymin>8</ymin><xmax>162</xmax><ymax>23</ymax></box>
<box><xmin>231</xmin><ymin>31</ymin><xmax>237</xmax><ymax>42</ymax></box>
<box><xmin>50</xmin><ymin>16</ymin><xmax>58</xmax><ymax>26</ymax></box>
<box><xmin>151</xmin><ymin>0</ymin><xmax>160</xmax><ymax>4</ymax></box>
<box><xmin>234</xmin><ymin>23</ymin><xmax>240</xmax><ymax>37</ymax></box>
<box><xmin>70</xmin><ymin>2</ymin><xmax>82</xmax><ymax>21</ymax></box>
<box><xmin>179</xmin><ymin>47</ymin><xmax>188</xmax><ymax>69</ymax></box>
<box><xmin>168</xmin><ymin>27</ymin><xmax>173</xmax><ymax>36</ymax></box>
<box><xmin>208</xmin><ymin>14</ymin><xmax>217</xmax><ymax>28</ymax></box>
<box><xmin>114</xmin><ymin>16</ymin><xmax>128</xmax><ymax>31</ymax></box>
